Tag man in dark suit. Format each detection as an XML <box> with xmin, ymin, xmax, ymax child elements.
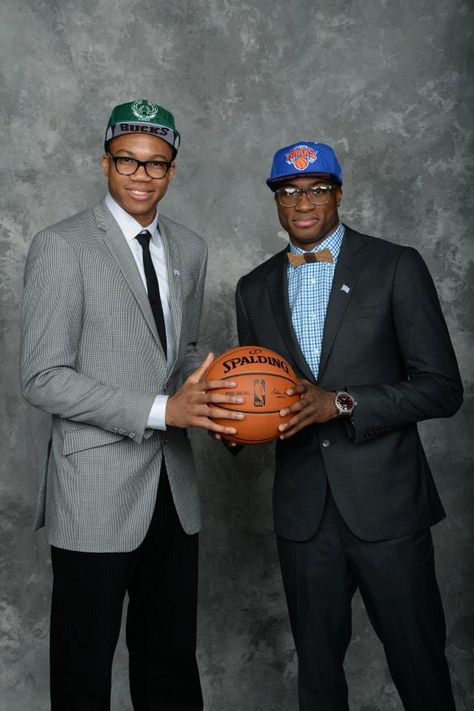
<box><xmin>235</xmin><ymin>141</ymin><xmax>463</xmax><ymax>710</ymax></box>
<box><xmin>21</xmin><ymin>99</ymin><xmax>243</xmax><ymax>710</ymax></box>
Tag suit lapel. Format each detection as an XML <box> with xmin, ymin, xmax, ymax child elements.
<box><xmin>266</xmin><ymin>228</ymin><xmax>369</xmax><ymax>384</ymax></box>
<box><xmin>158</xmin><ymin>217</ymin><xmax>183</xmax><ymax>374</ymax></box>
<box><xmin>93</xmin><ymin>202</ymin><xmax>162</xmax><ymax>348</ymax></box>
<box><xmin>317</xmin><ymin>227</ymin><xmax>367</xmax><ymax>379</ymax></box>
<box><xmin>266</xmin><ymin>250</ymin><xmax>315</xmax><ymax>382</ymax></box>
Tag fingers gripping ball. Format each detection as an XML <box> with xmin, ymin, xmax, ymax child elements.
<box><xmin>206</xmin><ymin>346</ymin><xmax>299</xmax><ymax>444</ymax></box>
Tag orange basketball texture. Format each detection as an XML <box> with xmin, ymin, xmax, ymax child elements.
<box><xmin>205</xmin><ymin>346</ymin><xmax>299</xmax><ymax>444</ymax></box>
<box><xmin>293</xmin><ymin>156</ymin><xmax>307</xmax><ymax>169</ymax></box>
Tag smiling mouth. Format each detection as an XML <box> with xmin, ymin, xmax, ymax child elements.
<box><xmin>126</xmin><ymin>188</ymin><xmax>153</xmax><ymax>199</ymax></box>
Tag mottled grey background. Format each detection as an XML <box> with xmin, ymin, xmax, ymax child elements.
<box><xmin>1</xmin><ymin>0</ymin><xmax>472</xmax><ymax>709</ymax></box>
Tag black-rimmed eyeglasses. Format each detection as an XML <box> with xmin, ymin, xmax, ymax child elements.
<box><xmin>108</xmin><ymin>154</ymin><xmax>172</xmax><ymax>179</ymax></box>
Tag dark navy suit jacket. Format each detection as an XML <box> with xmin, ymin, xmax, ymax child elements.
<box><xmin>236</xmin><ymin>226</ymin><xmax>463</xmax><ymax>542</ymax></box>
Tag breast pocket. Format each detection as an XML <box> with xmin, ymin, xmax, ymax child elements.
<box><xmin>342</xmin><ymin>305</ymin><xmax>380</xmax><ymax>323</ymax></box>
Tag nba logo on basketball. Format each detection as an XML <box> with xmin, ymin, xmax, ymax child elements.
<box><xmin>205</xmin><ymin>346</ymin><xmax>299</xmax><ymax>444</ymax></box>
<box><xmin>286</xmin><ymin>145</ymin><xmax>317</xmax><ymax>171</ymax></box>
<box><xmin>253</xmin><ymin>379</ymin><xmax>266</xmax><ymax>407</ymax></box>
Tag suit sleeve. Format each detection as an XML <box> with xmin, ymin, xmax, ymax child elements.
<box><xmin>20</xmin><ymin>231</ymin><xmax>156</xmax><ymax>443</ymax></box>
<box><xmin>347</xmin><ymin>247</ymin><xmax>463</xmax><ymax>444</ymax></box>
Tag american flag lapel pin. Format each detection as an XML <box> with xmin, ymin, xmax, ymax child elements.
<box><xmin>340</xmin><ymin>283</ymin><xmax>350</xmax><ymax>294</ymax></box>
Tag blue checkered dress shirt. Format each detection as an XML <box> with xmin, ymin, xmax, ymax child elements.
<box><xmin>287</xmin><ymin>224</ymin><xmax>345</xmax><ymax>379</ymax></box>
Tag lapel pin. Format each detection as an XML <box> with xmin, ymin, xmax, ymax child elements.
<box><xmin>173</xmin><ymin>269</ymin><xmax>180</xmax><ymax>276</ymax></box>
<box><xmin>340</xmin><ymin>284</ymin><xmax>350</xmax><ymax>294</ymax></box>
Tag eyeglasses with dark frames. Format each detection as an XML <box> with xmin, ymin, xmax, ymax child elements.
<box><xmin>108</xmin><ymin>153</ymin><xmax>172</xmax><ymax>179</ymax></box>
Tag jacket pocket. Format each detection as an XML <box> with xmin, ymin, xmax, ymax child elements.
<box><xmin>62</xmin><ymin>426</ymin><xmax>125</xmax><ymax>455</ymax></box>
<box><xmin>342</xmin><ymin>305</ymin><xmax>381</xmax><ymax>322</ymax></box>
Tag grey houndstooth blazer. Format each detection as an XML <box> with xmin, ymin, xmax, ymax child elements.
<box><xmin>21</xmin><ymin>200</ymin><xmax>207</xmax><ymax>552</ymax></box>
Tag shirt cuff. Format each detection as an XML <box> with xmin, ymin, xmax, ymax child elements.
<box><xmin>146</xmin><ymin>395</ymin><xmax>168</xmax><ymax>430</ymax></box>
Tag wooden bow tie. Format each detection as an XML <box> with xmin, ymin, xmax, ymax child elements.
<box><xmin>287</xmin><ymin>248</ymin><xmax>333</xmax><ymax>266</ymax></box>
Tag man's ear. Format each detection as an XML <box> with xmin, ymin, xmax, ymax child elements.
<box><xmin>102</xmin><ymin>154</ymin><xmax>110</xmax><ymax>178</ymax></box>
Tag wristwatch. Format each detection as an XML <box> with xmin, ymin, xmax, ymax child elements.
<box><xmin>334</xmin><ymin>390</ymin><xmax>357</xmax><ymax>416</ymax></box>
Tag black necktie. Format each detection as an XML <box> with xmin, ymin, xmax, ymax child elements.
<box><xmin>135</xmin><ymin>230</ymin><xmax>167</xmax><ymax>356</ymax></box>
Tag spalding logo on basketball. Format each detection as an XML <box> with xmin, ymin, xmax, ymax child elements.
<box><xmin>205</xmin><ymin>346</ymin><xmax>299</xmax><ymax>445</ymax></box>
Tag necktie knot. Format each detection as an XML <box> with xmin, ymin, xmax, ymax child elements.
<box><xmin>135</xmin><ymin>230</ymin><xmax>152</xmax><ymax>249</ymax></box>
<box><xmin>287</xmin><ymin>248</ymin><xmax>333</xmax><ymax>267</ymax></box>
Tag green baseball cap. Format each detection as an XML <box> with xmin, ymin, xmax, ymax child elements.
<box><xmin>104</xmin><ymin>99</ymin><xmax>180</xmax><ymax>155</ymax></box>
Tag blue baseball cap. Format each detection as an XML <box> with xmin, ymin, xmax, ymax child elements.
<box><xmin>266</xmin><ymin>141</ymin><xmax>343</xmax><ymax>190</ymax></box>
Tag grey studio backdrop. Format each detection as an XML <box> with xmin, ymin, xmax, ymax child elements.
<box><xmin>0</xmin><ymin>1</ymin><xmax>472</xmax><ymax>709</ymax></box>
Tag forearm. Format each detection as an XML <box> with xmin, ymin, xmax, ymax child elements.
<box><xmin>21</xmin><ymin>364</ymin><xmax>156</xmax><ymax>442</ymax></box>
<box><xmin>347</xmin><ymin>374</ymin><xmax>463</xmax><ymax>444</ymax></box>
<box><xmin>21</xmin><ymin>231</ymin><xmax>155</xmax><ymax>441</ymax></box>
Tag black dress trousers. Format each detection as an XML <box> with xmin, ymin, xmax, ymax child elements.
<box><xmin>277</xmin><ymin>489</ymin><xmax>456</xmax><ymax>711</ymax></box>
<box><xmin>50</xmin><ymin>465</ymin><xmax>203</xmax><ymax>711</ymax></box>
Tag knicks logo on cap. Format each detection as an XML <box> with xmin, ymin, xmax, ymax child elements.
<box><xmin>286</xmin><ymin>145</ymin><xmax>317</xmax><ymax>171</ymax></box>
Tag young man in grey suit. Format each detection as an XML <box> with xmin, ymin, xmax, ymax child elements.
<box><xmin>21</xmin><ymin>99</ymin><xmax>243</xmax><ymax>711</ymax></box>
<box><xmin>235</xmin><ymin>142</ymin><xmax>463</xmax><ymax>710</ymax></box>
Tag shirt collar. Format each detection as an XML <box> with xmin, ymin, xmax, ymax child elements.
<box><xmin>288</xmin><ymin>223</ymin><xmax>345</xmax><ymax>260</ymax></box>
<box><xmin>105</xmin><ymin>192</ymin><xmax>160</xmax><ymax>244</ymax></box>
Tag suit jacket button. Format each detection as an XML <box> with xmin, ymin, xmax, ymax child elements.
<box><xmin>321</xmin><ymin>439</ymin><xmax>330</xmax><ymax>448</ymax></box>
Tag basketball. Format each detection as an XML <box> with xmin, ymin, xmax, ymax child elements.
<box><xmin>205</xmin><ymin>346</ymin><xmax>299</xmax><ymax>445</ymax></box>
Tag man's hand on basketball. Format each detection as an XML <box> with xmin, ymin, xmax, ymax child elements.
<box><xmin>278</xmin><ymin>379</ymin><xmax>338</xmax><ymax>438</ymax></box>
<box><xmin>165</xmin><ymin>352</ymin><xmax>244</xmax><ymax>433</ymax></box>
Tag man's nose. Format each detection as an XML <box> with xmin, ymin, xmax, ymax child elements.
<box><xmin>131</xmin><ymin>164</ymin><xmax>152</xmax><ymax>180</ymax></box>
<box><xmin>295</xmin><ymin>190</ymin><xmax>314</xmax><ymax>210</ymax></box>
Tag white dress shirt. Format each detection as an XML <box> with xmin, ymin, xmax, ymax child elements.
<box><xmin>105</xmin><ymin>193</ymin><xmax>175</xmax><ymax>430</ymax></box>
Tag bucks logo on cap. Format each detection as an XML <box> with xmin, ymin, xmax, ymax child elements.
<box><xmin>104</xmin><ymin>99</ymin><xmax>181</xmax><ymax>154</ymax></box>
<box><xmin>131</xmin><ymin>99</ymin><xmax>160</xmax><ymax>122</ymax></box>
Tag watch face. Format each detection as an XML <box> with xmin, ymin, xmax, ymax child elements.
<box><xmin>336</xmin><ymin>392</ymin><xmax>354</xmax><ymax>412</ymax></box>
